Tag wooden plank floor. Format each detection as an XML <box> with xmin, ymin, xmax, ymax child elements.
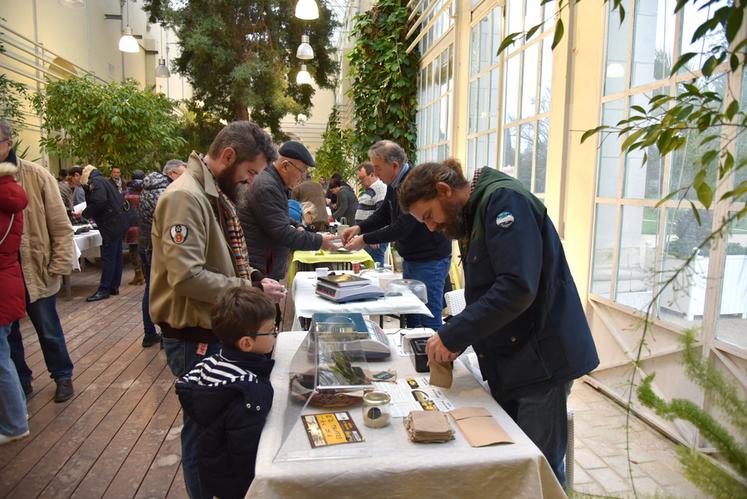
<box><xmin>0</xmin><ymin>264</ymin><xmax>187</xmax><ymax>499</ymax></box>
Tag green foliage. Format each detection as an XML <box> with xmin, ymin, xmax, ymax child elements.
<box><xmin>638</xmin><ymin>330</ymin><xmax>747</xmax><ymax>499</ymax></box>
<box><xmin>171</xmin><ymin>100</ymin><xmax>224</xmax><ymax>160</ymax></box>
<box><xmin>33</xmin><ymin>76</ymin><xmax>185</xmax><ymax>175</ymax></box>
<box><xmin>143</xmin><ymin>0</ymin><xmax>338</xmax><ymax>141</ymax></box>
<box><xmin>315</xmin><ymin>106</ymin><xmax>356</xmax><ymax>182</ymax></box>
<box><xmin>348</xmin><ymin>0</ymin><xmax>419</xmax><ymax>161</ymax></box>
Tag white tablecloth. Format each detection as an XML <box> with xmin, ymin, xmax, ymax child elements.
<box><xmin>291</xmin><ymin>271</ymin><xmax>432</xmax><ymax>322</ymax></box>
<box><xmin>72</xmin><ymin>230</ymin><xmax>102</xmax><ymax>271</ymax></box>
<box><xmin>247</xmin><ymin>331</ymin><xmax>566</xmax><ymax>499</ymax></box>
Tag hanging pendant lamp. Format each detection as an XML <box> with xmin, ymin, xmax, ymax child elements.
<box><xmin>296</xmin><ymin>34</ymin><xmax>314</xmax><ymax>60</ymax></box>
<box><xmin>296</xmin><ymin>64</ymin><xmax>312</xmax><ymax>85</ymax></box>
<box><xmin>295</xmin><ymin>0</ymin><xmax>319</xmax><ymax>20</ymax></box>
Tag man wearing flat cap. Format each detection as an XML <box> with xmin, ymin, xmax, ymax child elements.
<box><xmin>239</xmin><ymin>140</ymin><xmax>338</xmax><ymax>281</ymax></box>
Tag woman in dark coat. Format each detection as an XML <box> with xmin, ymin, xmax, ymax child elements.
<box><xmin>0</xmin><ymin>161</ymin><xmax>31</xmax><ymax>444</ymax></box>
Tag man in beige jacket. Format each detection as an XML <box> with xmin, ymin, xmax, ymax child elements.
<box><xmin>0</xmin><ymin>120</ymin><xmax>75</xmax><ymax>403</ymax></box>
<box><xmin>150</xmin><ymin>120</ymin><xmax>285</xmax><ymax>498</ymax></box>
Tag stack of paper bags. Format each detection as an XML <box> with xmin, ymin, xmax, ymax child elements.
<box><xmin>404</xmin><ymin>411</ymin><xmax>454</xmax><ymax>443</ymax></box>
<box><xmin>449</xmin><ymin>407</ymin><xmax>514</xmax><ymax>447</ymax></box>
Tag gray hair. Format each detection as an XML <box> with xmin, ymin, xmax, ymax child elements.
<box><xmin>0</xmin><ymin>119</ymin><xmax>13</xmax><ymax>141</ymax></box>
<box><xmin>368</xmin><ymin>140</ymin><xmax>407</xmax><ymax>168</ymax></box>
<box><xmin>163</xmin><ymin>159</ymin><xmax>186</xmax><ymax>175</ymax></box>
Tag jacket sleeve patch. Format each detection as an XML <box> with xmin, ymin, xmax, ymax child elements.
<box><xmin>496</xmin><ymin>211</ymin><xmax>515</xmax><ymax>229</ymax></box>
<box><xmin>169</xmin><ymin>224</ymin><xmax>189</xmax><ymax>244</ymax></box>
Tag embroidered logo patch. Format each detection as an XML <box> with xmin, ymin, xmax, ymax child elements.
<box><xmin>169</xmin><ymin>224</ymin><xmax>189</xmax><ymax>245</ymax></box>
<box><xmin>496</xmin><ymin>211</ymin><xmax>515</xmax><ymax>229</ymax></box>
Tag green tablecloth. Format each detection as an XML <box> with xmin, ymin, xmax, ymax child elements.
<box><xmin>287</xmin><ymin>249</ymin><xmax>375</xmax><ymax>285</ymax></box>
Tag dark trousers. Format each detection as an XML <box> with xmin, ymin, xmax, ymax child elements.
<box><xmin>9</xmin><ymin>291</ymin><xmax>74</xmax><ymax>384</ymax></box>
<box><xmin>140</xmin><ymin>250</ymin><xmax>156</xmax><ymax>337</ymax></box>
<box><xmin>493</xmin><ymin>381</ymin><xmax>573</xmax><ymax>487</ymax></box>
<box><xmin>99</xmin><ymin>234</ymin><xmax>123</xmax><ymax>294</ymax></box>
<box><xmin>163</xmin><ymin>338</ymin><xmax>221</xmax><ymax>499</ymax></box>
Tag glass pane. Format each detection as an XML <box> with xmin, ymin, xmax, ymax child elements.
<box><xmin>598</xmin><ymin>99</ymin><xmax>625</xmax><ymax>197</ymax></box>
<box><xmin>489</xmin><ymin>67</ymin><xmax>499</xmax><ymax>130</ymax></box>
<box><xmin>491</xmin><ymin>7</ymin><xmax>502</xmax><ymax>66</ymax></box>
<box><xmin>592</xmin><ymin>204</ymin><xmax>618</xmax><ymax>297</ymax></box>
<box><xmin>478</xmin><ymin>74</ymin><xmax>490</xmax><ymax>131</ymax></box>
<box><xmin>623</xmin><ymin>92</ymin><xmax>665</xmax><ymax>199</ymax></box>
<box><xmin>468</xmin><ymin>80</ymin><xmax>478</xmax><ymax>134</ymax></box>
<box><xmin>479</xmin><ymin>16</ymin><xmax>491</xmax><ymax>72</ymax></box>
<box><xmin>657</xmin><ymin>207</ymin><xmax>710</xmax><ymax>327</ymax></box>
<box><xmin>669</xmin><ymin>78</ymin><xmax>724</xmax><ymax>199</ymax></box>
<box><xmin>446</xmin><ymin>94</ymin><xmax>452</xmax><ymax>140</ymax></box>
<box><xmin>502</xmin><ymin>127</ymin><xmax>518</xmax><ymax>177</ymax></box>
<box><xmin>604</xmin><ymin>0</ymin><xmax>631</xmax><ymax>95</ymax></box>
<box><xmin>477</xmin><ymin>134</ymin><xmax>488</xmax><ymax>169</ymax></box>
<box><xmin>539</xmin><ymin>37</ymin><xmax>553</xmax><ymax>114</ymax></box>
<box><xmin>488</xmin><ymin>132</ymin><xmax>497</xmax><ymax>169</ymax></box>
<box><xmin>507</xmin><ymin>0</ymin><xmax>523</xmax><ymax>41</ymax></box>
<box><xmin>467</xmin><ymin>138</ymin><xmax>476</xmax><ymax>178</ymax></box>
<box><xmin>631</xmin><ymin>0</ymin><xmax>676</xmax><ymax>88</ymax></box>
<box><xmin>535</xmin><ymin>118</ymin><xmax>549</xmax><ymax>193</ymax></box>
<box><xmin>432</xmin><ymin>102</ymin><xmax>440</xmax><ymax>143</ymax></box>
<box><xmin>504</xmin><ymin>54</ymin><xmax>520</xmax><ymax>123</ymax></box>
<box><xmin>518</xmin><ymin>123</ymin><xmax>534</xmax><ymax>189</ymax></box>
<box><xmin>440</xmin><ymin>50</ymin><xmax>449</xmax><ymax>96</ymax></box>
<box><xmin>521</xmin><ymin>44</ymin><xmax>539</xmax><ymax>119</ymax></box>
<box><xmin>432</xmin><ymin>58</ymin><xmax>440</xmax><ymax>95</ymax></box>
<box><xmin>525</xmin><ymin>0</ymin><xmax>542</xmax><ymax>38</ymax></box>
<box><xmin>715</xmin><ymin>213</ymin><xmax>747</xmax><ymax>349</ymax></box>
<box><xmin>616</xmin><ymin>205</ymin><xmax>659</xmax><ymax>311</ymax></box>
<box><xmin>680</xmin><ymin>0</ymin><xmax>727</xmax><ymax>72</ymax></box>
<box><xmin>426</xmin><ymin>62</ymin><xmax>433</xmax><ymax>103</ymax></box>
<box><xmin>439</xmin><ymin>97</ymin><xmax>449</xmax><ymax>142</ymax></box>
<box><xmin>448</xmin><ymin>44</ymin><xmax>454</xmax><ymax>91</ymax></box>
<box><xmin>739</xmin><ymin>69</ymin><xmax>747</xmax><ymax>187</ymax></box>
<box><xmin>543</xmin><ymin>0</ymin><xmax>556</xmax><ymax>31</ymax></box>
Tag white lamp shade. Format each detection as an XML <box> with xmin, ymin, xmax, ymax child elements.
<box><xmin>119</xmin><ymin>27</ymin><xmax>139</xmax><ymax>53</ymax></box>
<box><xmin>295</xmin><ymin>0</ymin><xmax>319</xmax><ymax>20</ymax></box>
<box><xmin>296</xmin><ymin>35</ymin><xmax>314</xmax><ymax>60</ymax></box>
<box><xmin>156</xmin><ymin>58</ymin><xmax>171</xmax><ymax>78</ymax></box>
<box><xmin>296</xmin><ymin>64</ymin><xmax>312</xmax><ymax>85</ymax></box>
<box><xmin>59</xmin><ymin>0</ymin><xmax>85</xmax><ymax>7</ymax></box>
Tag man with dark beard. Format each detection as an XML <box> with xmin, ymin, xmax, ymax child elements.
<box><xmin>149</xmin><ymin>121</ymin><xmax>286</xmax><ymax>498</ymax></box>
<box><xmin>399</xmin><ymin>159</ymin><xmax>599</xmax><ymax>488</ymax></box>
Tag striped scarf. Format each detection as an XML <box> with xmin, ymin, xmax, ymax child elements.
<box><xmin>217</xmin><ymin>188</ymin><xmax>252</xmax><ymax>280</ymax></box>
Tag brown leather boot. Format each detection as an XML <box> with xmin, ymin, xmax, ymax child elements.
<box><xmin>129</xmin><ymin>268</ymin><xmax>145</xmax><ymax>285</ymax></box>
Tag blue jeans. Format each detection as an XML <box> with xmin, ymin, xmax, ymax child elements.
<box><xmin>401</xmin><ymin>256</ymin><xmax>450</xmax><ymax>329</ymax></box>
<box><xmin>364</xmin><ymin>243</ymin><xmax>388</xmax><ymax>267</ymax></box>
<box><xmin>163</xmin><ymin>338</ymin><xmax>221</xmax><ymax>499</ymax></box>
<box><xmin>0</xmin><ymin>324</ymin><xmax>28</xmax><ymax>437</ymax></box>
<box><xmin>140</xmin><ymin>250</ymin><xmax>156</xmax><ymax>337</ymax></box>
<box><xmin>99</xmin><ymin>236</ymin><xmax>123</xmax><ymax>294</ymax></box>
<box><xmin>9</xmin><ymin>292</ymin><xmax>74</xmax><ymax>384</ymax></box>
<box><xmin>494</xmin><ymin>381</ymin><xmax>572</xmax><ymax>487</ymax></box>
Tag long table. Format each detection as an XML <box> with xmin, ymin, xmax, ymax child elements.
<box><xmin>247</xmin><ymin>331</ymin><xmax>566</xmax><ymax>498</ymax></box>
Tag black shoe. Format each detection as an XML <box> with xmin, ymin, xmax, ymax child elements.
<box><xmin>54</xmin><ymin>379</ymin><xmax>74</xmax><ymax>403</ymax></box>
<box><xmin>110</xmin><ymin>289</ymin><xmax>120</xmax><ymax>296</ymax></box>
<box><xmin>21</xmin><ymin>382</ymin><xmax>33</xmax><ymax>396</ymax></box>
<box><xmin>86</xmin><ymin>291</ymin><xmax>110</xmax><ymax>302</ymax></box>
<box><xmin>142</xmin><ymin>334</ymin><xmax>161</xmax><ymax>348</ymax></box>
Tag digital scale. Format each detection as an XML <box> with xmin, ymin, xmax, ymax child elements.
<box><xmin>315</xmin><ymin>273</ymin><xmax>385</xmax><ymax>303</ymax></box>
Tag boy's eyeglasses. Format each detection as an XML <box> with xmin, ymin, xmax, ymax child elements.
<box><xmin>254</xmin><ymin>330</ymin><xmax>279</xmax><ymax>338</ymax></box>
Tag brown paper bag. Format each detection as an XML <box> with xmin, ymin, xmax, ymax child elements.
<box><xmin>428</xmin><ymin>360</ymin><xmax>453</xmax><ymax>388</ymax></box>
<box><xmin>450</xmin><ymin>407</ymin><xmax>513</xmax><ymax>447</ymax></box>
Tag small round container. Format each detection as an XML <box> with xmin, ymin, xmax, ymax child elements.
<box><xmin>362</xmin><ymin>391</ymin><xmax>392</xmax><ymax>428</ymax></box>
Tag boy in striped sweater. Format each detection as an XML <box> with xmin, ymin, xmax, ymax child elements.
<box><xmin>176</xmin><ymin>287</ymin><xmax>277</xmax><ymax>499</ymax></box>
